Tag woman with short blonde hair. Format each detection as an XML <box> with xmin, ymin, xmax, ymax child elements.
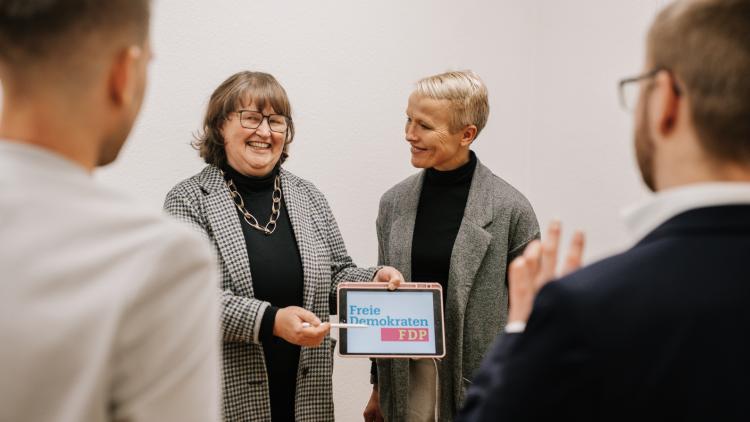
<box><xmin>364</xmin><ymin>70</ymin><xmax>539</xmax><ymax>422</ymax></box>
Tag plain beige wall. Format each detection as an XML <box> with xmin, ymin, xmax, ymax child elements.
<box><xmin>91</xmin><ymin>0</ymin><xmax>666</xmax><ymax>419</ymax></box>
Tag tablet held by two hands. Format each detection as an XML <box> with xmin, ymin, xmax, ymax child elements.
<box><xmin>335</xmin><ymin>282</ymin><xmax>446</xmax><ymax>358</ymax></box>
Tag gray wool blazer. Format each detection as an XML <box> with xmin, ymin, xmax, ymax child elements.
<box><xmin>375</xmin><ymin>159</ymin><xmax>539</xmax><ymax>422</ymax></box>
<box><xmin>164</xmin><ymin>165</ymin><xmax>377</xmax><ymax>422</ymax></box>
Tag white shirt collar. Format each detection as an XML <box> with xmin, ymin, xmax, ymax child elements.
<box><xmin>621</xmin><ymin>182</ymin><xmax>750</xmax><ymax>243</ymax></box>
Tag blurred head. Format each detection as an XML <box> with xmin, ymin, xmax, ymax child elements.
<box><xmin>634</xmin><ymin>0</ymin><xmax>750</xmax><ymax>191</ymax></box>
<box><xmin>0</xmin><ymin>0</ymin><xmax>152</xmax><ymax>167</ymax></box>
<box><xmin>194</xmin><ymin>71</ymin><xmax>295</xmax><ymax>177</ymax></box>
<box><xmin>405</xmin><ymin>70</ymin><xmax>489</xmax><ymax>170</ymax></box>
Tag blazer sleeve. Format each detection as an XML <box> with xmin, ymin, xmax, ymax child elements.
<box><xmin>164</xmin><ymin>184</ymin><xmax>270</xmax><ymax>344</ymax></box>
<box><xmin>375</xmin><ymin>194</ymin><xmax>388</xmax><ymax>267</ymax></box>
<box><xmin>455</xmin><ymin>281</ymin><xmax>595</xmax><ymax>422</ymax></box>
<box><xmin>507</xmin><ymin>194</ymin><xmax>541</xmax><ymax>265</ymax></box>
<box><xmin>314</xmin><ymin>189</ymin><xmax>379</xmax><ymax>313</ymax></box>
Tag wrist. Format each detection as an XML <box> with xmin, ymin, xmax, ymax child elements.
<box><xmin>505</xmin><ymin>320</ymin><xmax>527</xmax><ymax>333</ymax></box>
<box><xmin>507</xmin><ymin>308</ymin><xmax>530</xmax><ymax>324</ymax></box>
<box><xmin>260</xmin><ymin>306</ymin><xmax>279</xmax><ymax>343</ymax></box>
<box><xmin>272</xmin><ymin>307</ymin><xmax>283</xmax><ymax>337</ymax></box>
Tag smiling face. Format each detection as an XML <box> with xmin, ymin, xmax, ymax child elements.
<box><xmin>222</xmin><ymin>101</ymin><xmax>286</xmax><ymax>177</ymax></box>
<box><xmin>405</xmin><ymin>92</ymin><xmax>472</xmax><ymax>171</ymax></box>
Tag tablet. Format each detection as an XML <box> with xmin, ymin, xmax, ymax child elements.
<box><xmin>337</xmin><ymin>282</ymin><xmax>445</xmax><ymax>358</ymax></box>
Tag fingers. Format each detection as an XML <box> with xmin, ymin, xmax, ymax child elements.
<box><xmin>374</xmin><ymin>267</ymin><xmax>405</xmax><ymax>290</ymax></box>
<box><xmin>562</xmin><ymin>230</ymin><xmax>585</xmax><ymax>276</ymax></box>
<box><xmin>297</xmin><ymin>324</ymin><xmax>329</xmax><ymax>347</ymax></box>
<box><xmin>298</xmin><ymin>315</ymin><xmax>329</xmax><ymax>346</ymax></box>
<box><xmin>521</xmin><ymin>240</ymin><xmax>542</xmax><ymax>289</ymax></box>
<box><xmin>507</xmin><ymin>257</ymin><xmax>534</xmax><ymax>323</ymax></box>
<box><xmin>293</xmin><ymin>306</ymin><xmax>322</xmax><ymax>326</ymax></box>
<box><xmin>302</xmin><ymin>322</ymin><xmax>330</xmax><ymax>338</ymax></box>
<box><xmin>507</xmin><ymin>220</ymin><xmax>586</xmax><ymax>324</ymax></box>
<box><xmin>278</xmin><ymin>306</ymin><xmax>330</xmax><ymax>346</ymax></box>
<box><xmin>538</xmin><ymin>220</ymin><xmax>561</xmax><ymax>284</ymax></box>
<box><xmin>387</xmin><ymin>275</ymin><xmax>403</xmax><ymax>291</ymax></box>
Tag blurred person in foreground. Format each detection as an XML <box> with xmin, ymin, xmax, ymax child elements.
<box><xmin>0</xmin><ymin>1</ymin><xmax>221</xmax><ymax>421</ymax></box>
<box><xmin>457</xmin><ymin>0</ymin><xmax>750</xmax><ymax>421</ymax></box>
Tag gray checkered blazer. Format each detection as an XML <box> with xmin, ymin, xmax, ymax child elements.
<box><xmin>164</xmin><ymin>165</ymin><xmax>377</xmax><ymax>422</ymax></box>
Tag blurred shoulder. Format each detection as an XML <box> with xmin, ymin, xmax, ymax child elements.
<box><xmin>104</xmin><ymin>187</ymin><xmax>211</xmax><ymax>257</ymax></box>
<box><xmin>546</xmin><ymin>248</ymin><xmax>640</xmax><ymax>309</ymax></box>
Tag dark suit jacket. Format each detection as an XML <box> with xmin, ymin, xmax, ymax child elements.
<box><xmin>457</xmin><ymin>205</ymin><xmax>750</xmax><ymax>422</ymax></box>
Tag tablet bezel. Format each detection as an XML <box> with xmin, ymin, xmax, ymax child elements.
<box><xmin>336</xmin><ymin>282</ymin><xmax>446</xmax><ymax>358</ymax></box>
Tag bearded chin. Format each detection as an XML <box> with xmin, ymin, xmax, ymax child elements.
<box><xmin>635</xmin><ymin>102</ymin><xmax>657</xmax><ymax>192</ymax></box>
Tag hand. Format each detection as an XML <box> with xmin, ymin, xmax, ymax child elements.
<box><xmin>363</xmin><ymin>386</ymin><xmax>384</xmax><ymax>422</ymax></box>
<box><xmin>373</xmin><ymin>266</ymin><xmax>404</xmax><ymax>290</ymax></box>
<box><xmin>507</xmin><ymin>220</ymin><xmax>585</xmax><ymax>325</ymax></box>
<box><xmin>273</xmin><ymin>306</ymin><xmax>330</xmax><ymax>347</ymax></box>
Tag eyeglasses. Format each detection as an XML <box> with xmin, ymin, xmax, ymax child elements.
<box><xmin>618</xmin><ymin>68</ymin><xmax>682</xmax><ymax>112</ymax></box>
<box><xmin>236</xmin><ymin>110</ymin><xmax>289</xmax><ymax>133</ymax></box>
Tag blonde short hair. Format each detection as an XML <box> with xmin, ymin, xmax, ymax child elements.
<box><xmin>414</xmin><ymin>70</ymin><xmax>489</xmax><ymax>138</ymax></box>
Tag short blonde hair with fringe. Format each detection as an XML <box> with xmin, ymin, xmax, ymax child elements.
<box><xmin>414</xmin><ymin>70</ymin><xmax>489</xmax><ymax>138</ymax></box>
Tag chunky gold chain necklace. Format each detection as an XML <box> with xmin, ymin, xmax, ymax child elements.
<box><xmin>222</xmin><ymin>171</ymin><xmax>282</xmax><ymax>235</ymax></box>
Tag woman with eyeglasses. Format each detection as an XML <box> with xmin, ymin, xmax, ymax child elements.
<box><xmin>164</xmin><ymin>71</ymin><xmax>403</xmax><ymax>422</ymax></box>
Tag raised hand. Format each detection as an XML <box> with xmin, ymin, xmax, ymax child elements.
<box><xmin>507</xmin><ymin>220</ymin><xmax>585</xmax><ymax>326</ymax></box>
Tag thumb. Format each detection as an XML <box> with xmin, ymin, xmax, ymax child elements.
<box><xmin>294</xmin><ymin>307</ymin><xmax>322</xmax><ymax>325</ymax></box>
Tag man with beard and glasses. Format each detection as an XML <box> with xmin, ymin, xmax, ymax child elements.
<box><xmin>456</xmin><ymin>0</ymin><xmax>750</xmax><ymax>421</ymax></box>
<box><xmin>0</xmin><ymin>1</ymin><xmax>220</xmax><ymax>421</ymax></box>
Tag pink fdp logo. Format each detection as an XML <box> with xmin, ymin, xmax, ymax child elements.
<box><xmin>381</xmin><ymin>328</ymin><xmax>429</xmax><ymax>342</ymax></box>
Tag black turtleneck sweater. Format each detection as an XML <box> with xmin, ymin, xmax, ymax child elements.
<box><xmin>411</xmin><ymin>151</ymin><xmax>477</xmax><ymax>295</ymax></box>
<box><xmin>222</xmin><ymin>163</ymin><xmax>303</xmax><ymax>422</ymax></box>
<box><xmin>371</xmin><ymin>151</ymin><xmax>478</xmax><ymax>385</ymax></box>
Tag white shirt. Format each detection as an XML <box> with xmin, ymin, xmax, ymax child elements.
<box><xmin>622</xmin><ymin>182</ymin><xmax>750</xmax><ymax>243</ymax></box>
<box><xmin>0</xmin><ymin>141</ymin><xmax>221</xmax><ymax>422</ymax></box>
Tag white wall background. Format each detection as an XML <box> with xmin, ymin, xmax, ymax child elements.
<box><xmin>94</xmin><ymin>1</ymin><xmax>666</xmax><ymax>419</ymax></box>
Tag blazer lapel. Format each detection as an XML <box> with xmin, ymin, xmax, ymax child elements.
<box><xmin>388</xmin><ymin>172</ymin><xmax>424</xmax><ymax>281</ymax></box>
<box><xmin>446</xmin><ymin>162</ymin><xmax>493</xmax><ymax>311</ymax></box>
<box><xmin>199</xmin><ymin>165</ymin><xmax>255</xmax><ymax>297</ymax></box>
<box><xmin>444</xmin><ymin>162</ymin><xmax>493</xmax><ymax>406</ymax></box>
<box><xmin>280</xmin><ymin>170</ymin><xmax>317</xmax><ymax>311</ymax></box>
<box><xmin>445</xmin><ymin>162</ymin><xmax>493</xmax><ymax>334</ymax></box>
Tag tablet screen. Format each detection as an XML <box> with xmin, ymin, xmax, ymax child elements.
<box><xmin>338</xmin><ymin>285</ymin><xmax>445</xmax><ymax>357</ymax></box>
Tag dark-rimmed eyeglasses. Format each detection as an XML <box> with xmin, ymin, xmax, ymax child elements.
<box><xmin>618</xmin><ymin>68</ymin><xmax>682</xmax><ymax>111</ymax></box>
<box><xmin>236</xmin><ymin>110</ymin><xmax>289</xmax><ymax>133</ymax></box>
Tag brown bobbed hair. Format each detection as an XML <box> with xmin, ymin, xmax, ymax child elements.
<box><xmin>193</xmin><ymin>71</ymin><xmax>295</xmax><ymax>167</ymax></box>
<box><xmin>648</xmin><ymin>0</ymin><xmax>750</xmax><ymax>164</ymax></box>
